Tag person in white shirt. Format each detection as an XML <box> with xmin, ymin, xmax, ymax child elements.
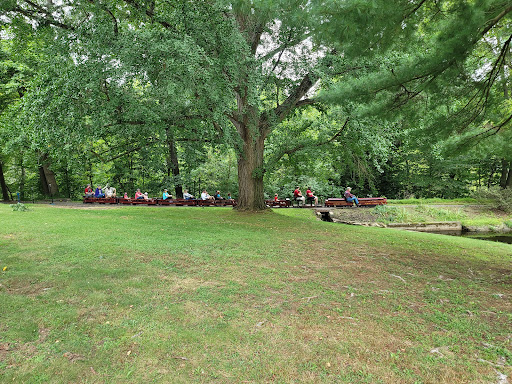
<box><xmin>183</xmin><ymin>189</ymin><xmax>194</xmax><ymax>200</ymax></box>
<box><xmin>201</xmin><ymin>190</ymin><xmax>214</xmax><ymax>200</ymax></box>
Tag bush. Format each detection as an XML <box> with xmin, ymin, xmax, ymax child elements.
<box><xmin>373</xmin><ymin>205</ymin><xmax>407</xmax><ymax>223</ymax></box>
<box><xmin>9</xmin><ymin>202</ymin><xmax>29</xmax><ymax>212</ymax></box>
<box><xmin>473</xmin><ymin>187</ymin><xmax>512</xmax><ymax>213</ymax></box>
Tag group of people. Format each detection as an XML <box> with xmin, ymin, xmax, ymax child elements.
<box><xmin>287</xmin><ymin>186</ymin><xmax>359</xmax><ymax>206</ymax></box>
<box><xmin>291</xmin><ymin>186</ymin><xmax>319</xmax><ymax>206</ymax></box>
<box><xmin>86</xmin><ymin>183</ymin><xmax>360</xmax><ymax>206</ymax></box>
<box><xmin>86</xmin><ymin>184</ymin><xmax>234</xmax><ymax>202</ymax></box>
<box><xmin>200</xmin><ymin>190</ymin><xmax>233</xmax><ymax>201</ymax></box>
<box><xmin>84</xmin><ymin>184</ymin><xmax>116</xmax><ymax>198</ymax></box>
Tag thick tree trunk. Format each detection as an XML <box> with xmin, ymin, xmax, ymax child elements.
<box><xmin>38</xmin><ymin>153</ymin><xmax>59</xmax><ymax>196</ymax></box>
<box><xmin>237</xmin><ymin>131</ymin><xmax>266</xmax><ymax>211</ymax></box>
<box><xmin>42</xmin><ymin>163</ymin><xmax>59</xmax><ymax>195</ymax></box>
<box><xmin>39</xmin><ymin>166</ymin><xmax>50</xmax><ymax>195</ymax></box>
<box><xmin>165</xmin><ymin>128</ymin><xmax>183</xmax><ymax>198</ymax></box>
<box><xmin>0</xmin><ymin>160</ymin><xmax>10</xmax><ymax>201</ymax></box>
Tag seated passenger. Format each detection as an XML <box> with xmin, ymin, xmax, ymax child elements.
<box><xmin>135</xmin><ymin>189</ymin><xmax>144</xmax><ymax>200</ymax></box>
<box><xmin>227</xmin><ymin>193</ymin><xmax>233</xmax><ymax>200</ymax></box>
<box><xmin>344</xmin><ymin>187</ymin><xmax>360</xmax><ymax>207</ymax></box>
<box><xmin>214</xmin><ymin>190</ymin><xmax>224</xmax><ymax>200</ymax></box>
<box><xmin>162</xmin><ymin>189</ymin><xmax>172</xmax><ymax>200</ymax></box>
<box><xmin>123</xmin><ymin>192</ymin><xmax>129</xmax><ymax>199</ymax></box>
<box><xmin>95</xmin><ymin>185</ymin><xmax>105</xmax><ymax>198</ymax></box>
<box><xmin>84</xmin><ymin>184</ymin><xmax>94</xmax><ymax>197</ymax></box>
<box><xmin>183</xmin><ymin>189</ymin><xmax>194</xmax><ymax>200</ymax></box>
<box><xmin>274</xmin><ymin>193</ymin><xmax>278</xmax><ymax>202</ymax></box>
<box><xmin>293</xmin><ymin>186</ymin><xmax>305</xmax><ymax>205</ymax></box>
<box><xmin>105</xmin><ymin>185</ymin><xmax>117</xmax><ymax>198</ymax></box>
<box><xmin>306</xmin><ymin>187</ymin><xmax>318</xmax><ymax>206</ymax></box>
<box><xmin>201</xmin><ymin>190</ymin><xmax>214</xmax><ymax>200</ymax></box>
<box><xmin>144</xmin><ymin>192</ymin><xmax>151</xmax><ymax>200</ymax></box>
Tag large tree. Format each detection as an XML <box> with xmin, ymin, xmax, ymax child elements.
<box><xmin>4</xmin><ymin>0</ymin><xmax>512</xmax><ymax>208</ymax></box>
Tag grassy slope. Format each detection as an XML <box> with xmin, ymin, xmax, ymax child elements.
<box><xmin>0</xmin><ymin>205</ymin><xmax>511</xmax><ymax>383</ymax></box>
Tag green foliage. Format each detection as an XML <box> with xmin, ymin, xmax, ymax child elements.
<box><xmin>2</xmin><ymin>0</ymin><xmax>512</xmax><ymax>206</ymax></box>
<box><xmin>414</xmin><ymin>205</ymin><xmax>467</xmax><ymax>222</ymax></box>
<box><xmin>9</xmin><ymin>202</ymin><xmax>28</xmax><ymax>211</ymax></box>
<box><xmin>373</xmin><ymin>205</ymin><xmax>406</xmax><ymax>223</ymax></box>
<box><xmin>474</xmin><ymin>187</ymin><xmax>512</xmax><ymax>213</ymax></box>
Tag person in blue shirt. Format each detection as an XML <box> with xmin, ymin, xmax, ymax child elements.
<box><xmin>162</xmin><ymin>189</ymin><xmax>173</xmax><ymax>200</ymax></box>
<box><xmin>95</xmin><ymin>185</ymin><xmax>105</xmax><ymax>198</ymax></box>
<box><xmin>214</xmin><ymin>190</ymin><xmax>224</xmax><ymax>200</ymax></box>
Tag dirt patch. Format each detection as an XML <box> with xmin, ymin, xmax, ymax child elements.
<box><xmin>5</xmin><ymin>279</ymin><xmax>52</xmax><ymax>297</ymax></box>
<box><xmin>330</xmin><ymin>208</ymin><xmax>381</xmax><ymax>223</ymax></box>
<box><xmin>51</xmin><ymin>204</ymin><xmax>121</xmax><ymax>210</ymax></box>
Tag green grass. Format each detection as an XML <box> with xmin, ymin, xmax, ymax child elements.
<box><xmin>1</xmin><ymin>204</ymin><xmax>511</xmax><ymax>383</ymax></box>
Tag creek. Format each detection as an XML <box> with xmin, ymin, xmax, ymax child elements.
<box><xmin>460</xmin><ymin>233</ymin><xmax>512</xmax><ymax>244</ymax></box>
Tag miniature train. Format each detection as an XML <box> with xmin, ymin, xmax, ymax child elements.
<box><xmin>83</xmin><ymin>196</ymin><xmax>387</xmax><ymax>208</ymax></box>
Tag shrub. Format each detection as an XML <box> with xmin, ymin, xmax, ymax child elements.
<box><xmin>373</xmin><ymin>205</ymin><xmax>407</xmax><ymax>223</ymax></box>
<box><xmin>473</xmin><ymin>187</ymin><xmax>512</xmax><ymax>213</ymax></box>
<box><xmin>9</xmin><ymin>202</ymin><xmax>29</xmax><ymax>212</ymax></box>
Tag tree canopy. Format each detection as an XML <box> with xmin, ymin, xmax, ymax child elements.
<box><xmin>1</xmin><ymin>0</ymin><xmax>511</xmax><ymax>206</ymax></box>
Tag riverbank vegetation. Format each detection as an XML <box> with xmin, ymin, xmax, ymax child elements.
<box><xmin>0</xmin><ymin>205</ymin><xmax>510</xmax><ymax>382</ymax></box>
<box><xmin>333</xmin><ymin>203</ymin><xmax>512</xmax><ymax>229</ymax></box>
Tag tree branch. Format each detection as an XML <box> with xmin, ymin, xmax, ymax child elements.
<box><xmin>403</xmin><ymin>0</ymin><xmax>428</xmax><ymax>20</ymax></box>
<box><xmin>482</xmin><ymin>5</ymin><xmax>512</xmax><ymax>36</ymax></box>
<box><xmin>268</xmin><ymin>118</ymin><xmax>349</xmax><ymax>164</ymax></box>
<box><xmin>14</xmin><ymin>3</ymin><xmax>74</xmax><ymax>30</ymax></box>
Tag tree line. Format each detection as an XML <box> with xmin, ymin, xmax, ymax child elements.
<box><xmin>0</xmin><ymin>0</ymin><xmax>511</xmax><ymax>208</ymax></box>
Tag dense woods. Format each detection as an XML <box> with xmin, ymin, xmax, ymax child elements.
<box><xmin>1</xmin><ymin>1</ymin><xmax>511</xmax><ymax>208</ymax></box>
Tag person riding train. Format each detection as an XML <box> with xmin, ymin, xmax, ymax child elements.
<box><xmin>344</xmin><ymin>187</ymin><xmax>360</xmax><ymax>207</ymax></box>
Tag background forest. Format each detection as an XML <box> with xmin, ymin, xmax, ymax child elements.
<box><xmin>1</xmin><ymin>0</ymin><xmax>511</xmax><ymax>205</ymax></box>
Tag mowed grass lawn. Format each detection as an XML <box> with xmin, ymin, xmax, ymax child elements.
<box><xmin>0</xmin><ymin>204</ymin><xmax>511</xmax><ymax>383</ymax></box>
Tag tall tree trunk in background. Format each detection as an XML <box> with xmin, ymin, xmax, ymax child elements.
<box><xmin>19</xmin><ymin>156</ymin><xmax>26</xmax><ymax>200</ymax></box>
<box><xmin>165</xmin><ymin>128</ymin><xmax>182</xmax><ymax>198</ymax></box>
<box><xmin>39</xmin><ymin>153</ymin><xmax>59</xmax><ymax>196</ymax></box>
<box><xmin>0</xmin><ymin>160</ymin><xmax>10</xmax><ymax>201</ymax></box>
<box><xmin>39</xmin><ymin>166</ymin><xmax>50</xmax><ymax>195</ymax></box>
<box><xmin>506</xmin><ymin>166</ymin><xmax>512</xmax><ymax>189</ymax></box>
<box><xmin>64</xmin><ymin>166</ymin><xmax>71</xmax><ymax>198</ymax></box>
<box><xmin>42</xmin><ymin>164</ymin><xmax>59</xmax><ymax>195</ymax></box>
<box><xmin>500</xmin><ymin>159</ymin><xmax>510</xmax><ymax>188</ymax></box>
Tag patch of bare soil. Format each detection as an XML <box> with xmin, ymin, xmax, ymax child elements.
<box><xmin>330</xmin><ymin>207</ymin><xmax>381</xmax><ymax>223</ymax></box>
<box><xmin>51</xmin><ymin>203</ymin><xmax>121</xmax><ymax>210</ymax></box>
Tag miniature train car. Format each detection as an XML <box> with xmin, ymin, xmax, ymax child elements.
<box><xmin>324</xmin><ymin>197</ymin><xmax>387</xmax><ymax>207</ymax></box>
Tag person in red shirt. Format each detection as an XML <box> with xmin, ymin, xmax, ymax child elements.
<box><xmin>135</xmin><ymin>189</ymin><xmax>144</xmax><ymax>200</ymax></box>
<box><xmin>274</xmin><ymin>193</ymin><xmax>278</xmax><ymax>202</ymax></box>
<box><xmin>84</xmin><ymin>184</ymin><xmax>94</xmax><ymax>197</ymax></box>
<box><xmin>293</xmin><ymin>187</ymin><xmax>305</xmax><ymax>206</ymax></box>
<box><xmin>306</xmin><ymin>187</ymin><xmax>318</xmax><ymax>206</ymax></box>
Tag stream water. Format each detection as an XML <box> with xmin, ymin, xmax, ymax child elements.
<box><xmin>460</xmin><ymin>233</ymin><xmax>512</xmax><ymax>244</ymax></box>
